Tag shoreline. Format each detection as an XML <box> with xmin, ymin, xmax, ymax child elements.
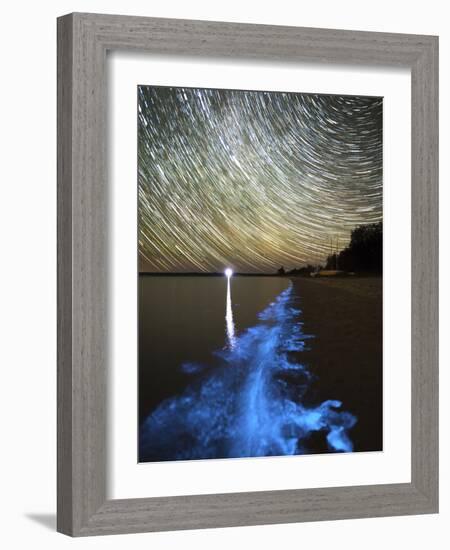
<box><xmin>290</xmin><ymin>276</ymin><xmax>383</xmax><ymax>452</ymax></box>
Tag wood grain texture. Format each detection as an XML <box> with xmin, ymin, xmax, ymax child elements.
<box><xmin>410</xmin><ymin>37</ymin><xmax>439</xmax><ymax>505</ymax></box>
<box><xmin>57</xmin><ymin>12</ymin><xmax>439</xmax><ymax>536</ymax></box>
<box><xmin>57</xmin><ymin>14</ymin><xmax>73</xmax><ymax>535</ymax></box>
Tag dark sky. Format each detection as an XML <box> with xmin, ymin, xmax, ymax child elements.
<box><xmin>138</xmin><ymin>86</ymin><xmax>382</xmax><ymax>273</ymax></box>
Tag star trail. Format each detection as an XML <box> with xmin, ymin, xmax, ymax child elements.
<box><xmin>138</xmin><ymin>86</ymin><xmax>382</xmax><ymax>273</ymax></box>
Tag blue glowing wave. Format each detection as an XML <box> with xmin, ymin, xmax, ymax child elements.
<box><xmin>139</xmin><ymin>283</ymin><xmax>356</xmax><ymax>462</ymax></box>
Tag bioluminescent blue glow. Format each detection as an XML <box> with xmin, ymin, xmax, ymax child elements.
<box><xmin>139</xmin><ymin>283</ymin><xmax>356</xmax><ymax>462</ymax></box>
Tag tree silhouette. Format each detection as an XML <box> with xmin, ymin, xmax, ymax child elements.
<box><xmin>326</xmin><ymin>222</ymin><xmax>382</xmax><ymax>274</ymax></box>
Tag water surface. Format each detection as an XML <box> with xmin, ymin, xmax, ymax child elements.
<box><xmin>139</xmin><ymin>275</ymin><xmax>355</xmax><ymax>461</ymax></box>
<box><xmin>139</xmin><ymin>276</ymin><xmax>289</xmax><ymax>421</ymax></box>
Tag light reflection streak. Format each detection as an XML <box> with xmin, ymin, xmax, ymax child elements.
<box><xmin>225</xmin><ymin>276</ymin><xmax>236</xmax><ymax>349</ymax></box>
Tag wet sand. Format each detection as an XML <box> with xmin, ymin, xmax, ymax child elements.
<box><xmin>291</xmin><ymin>276</ymin><xmax>382</xmax><ymax>453</ymax></box>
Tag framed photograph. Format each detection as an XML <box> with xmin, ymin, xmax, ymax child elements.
<box><xmin>137</xmin><ymin>85</ymin><xmax>383</xmax><ymax>464</ymax></box>
<box><xmin>57</xmin><ymin>13</ymin><xmax>438</xmax><ymax>536</ymax></box>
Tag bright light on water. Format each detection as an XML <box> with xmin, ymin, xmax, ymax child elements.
<box><xmin>225</xmin><ymin>277</ymin><xmax>236</xmax><ymax>349</ymax></box>
<box><xmin>140</xmin><ymin>283</ymin><xmax>357</xmax><ymax>462</ymax></box>
<box><xmin>225</xmin><ymin>268</ymin><xmax>233</xmax><ymax>278</ymax></box>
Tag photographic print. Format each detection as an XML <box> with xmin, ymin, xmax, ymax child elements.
<box><xmin>138</xmin><ymin>86</ymin><xmax>382</xmax><ymax>463</ymax></box>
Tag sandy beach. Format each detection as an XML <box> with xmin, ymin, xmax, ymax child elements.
<box><xmin>291</xmin><ymin>276</ymin><xmax>382</xmax><ymax>453</ymax></box>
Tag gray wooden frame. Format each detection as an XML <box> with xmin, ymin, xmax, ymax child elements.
<box><xmin>57</xmin><ymin>12</ymin><xmax>438</xmax><ymax>537</ymax></box>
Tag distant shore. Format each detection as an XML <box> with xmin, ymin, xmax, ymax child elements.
<box><xmin>139</xmin><ymin>271</ymin><xmax>381</xmax><ymax>277</ymax></box>
<box><xmin>290</xmin><ymin>276</ymin><xmax>382</xmax><ymax>452</ymax></box>
<box><xmin>139</xmin><ymin>271</ymin><xmax>281</xmax><ymax>277</ymax></box>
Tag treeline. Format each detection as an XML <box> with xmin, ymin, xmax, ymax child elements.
<box><xmin>278</xmin><ymin>264</ymin><xmax>319</xmax><ymax>276</ymax></box>
<box><xmin>325</xmin><ymin>222</ymin><xmax>382</xmax><ymax>274</ymax></box>
<box><xmin>277</xmin><ymin>222</ymin><xmax>382</xmax><ymax>276</ymax></box>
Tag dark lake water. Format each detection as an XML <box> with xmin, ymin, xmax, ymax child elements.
<box><xmin>139</xmin><ymin>276</ymin><xmax>289</xmax><ymax>418</ymax></box>
<box><xmin>139</xmin><ymin>275</ymin><xmax>356</xmax><ymax>462</ymax></box>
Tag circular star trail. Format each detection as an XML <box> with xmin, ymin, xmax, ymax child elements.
<box><xmin>138</xmin><ymin>86</ymin><xmax>382</xmax><ymax>273</ymax></box>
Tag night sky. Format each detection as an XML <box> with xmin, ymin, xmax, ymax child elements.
<box><xmin>138</xmin><ymin>86</ymin><xmax>382</xmax><ymax>273</ymax></box>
